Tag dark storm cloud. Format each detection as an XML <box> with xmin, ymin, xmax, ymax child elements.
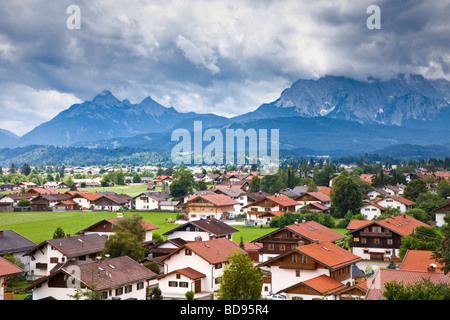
<box><xmin>0</xmin><ymin>0</ymin><xmax>449</xmax><ymax>135</ymax></box>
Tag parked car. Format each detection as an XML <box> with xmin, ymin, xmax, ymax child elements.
<box><xmin>267</xmin><ymin>293</ymin><xmax>286</xmax><ymax>300</ymax></box>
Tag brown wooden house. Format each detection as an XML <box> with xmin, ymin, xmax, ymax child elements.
<box><xmin>346</xmin><ymin>214</ymin><xmax>429</xmax><ymax>261</ymax></box>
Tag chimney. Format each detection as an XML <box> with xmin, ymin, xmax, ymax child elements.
<box><xmin>298</xmin><ymin>240</ymin><xmax>305</xmax><ymax>247</ymax></box>
<box><xmin>312</xmin><ymin>239</ymin><xmax>319</xmax><ymax>244</ymax></box>
<box><xmin>427</xmin><ymin>264</ymin><xmax>436</xmax><ymax>273</ymax></box>
<box><xmin>294</xmin><ymin>219</ymin><xmax>299</xmax><ymax>225</ymax></box>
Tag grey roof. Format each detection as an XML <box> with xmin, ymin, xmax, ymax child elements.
<box><xmin>0</xmin><ymin>230</ymin><xmax>37</xmax><ymax>254</ymax></box>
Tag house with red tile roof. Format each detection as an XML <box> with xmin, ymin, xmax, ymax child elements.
<box><xmin>258</xmin><ymin>241</ymin><xmax>362</xmax><ymax>298</ymax></box>
<box><xmin>399</xmin><ymin>250</ymin><xmax>444</xmax><ymax>273</ymax></box>
<box><xmin>76</xmin><ymin>213</ymin><xmax>159</xmax><ymax>246</ymax></box>
<box><xmin>69</xmin><ymin>192</ymin><xmax>102</xmax><ymax>210</ymax></box>
<box><xmin>375</xmin><ymin>195</ymin><xmax>414</xmax><ymax>213</ymax></box>
<box><xmin>346</xmin><ymin>214</ymin><xmax>429</xmax><ymax>261</ymax></box>
<box><xmin>184</xmin><ymin>194</ymin><xmax>239</xmax><ymax>221</ymax></box>
<box><xmin>243</xmin><ymin>194</ymin><xmax>299</xmax><ymax>223</ymax></box>
<box><xmin>359</xmin><ymin>199</ymin><xmax>386</xmax><ymax>220</ymax></box>
<box><xmin>294</xmin><ymin>192</ymin><xmax>331</xmax><ymax>210</ymax></box>
<box><xmin>0</xmin><ymin>256</ymin><xmax>24</xmax><ymax>300</ymax></box>
<box><xmin>433</xmin><ymin>199</ymin><xmax>450</xmax><ymax>227</ymax></box>
<box><xmin>26</xmin><ymin>256</ymin><xmax>158</xmax><ymax>300</ymax></box>
<box><xmin>159</xmin><ymin>238</ymin><xmax>245</xmax><ymax>298</ymax></box>
<box><xmin>252</xmin><ymin>220</ymin><xmax>346</xmax><ymax>263</ymax></box>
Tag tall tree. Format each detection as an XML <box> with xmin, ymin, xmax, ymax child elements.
<box><xmin>403</xmin><ymin>179</ymin><xmax>428</xmax><ymax>202</ymax></box>
<box><xmin>433</xmin><ymin>214</ymin><xmax>450</xmax><ymax>275</ymax></box>
<box><xmin>170</xmin><ymin>166</ymin><xmax>195</xmax><ymax>199</ymax></box>
<box><xmin>217</xmin><ymin>251</ymin><xmax>263</xmax><ymax>300</ymax></box>
<box><xmin>330</xmin><ymin>172</ymin><xmax>363</xmax><ymax>218</ymax></box>
<box><xmin>248</xmin><ymin>175</ymin><xmax>261</xmax><ymax>193</ymax></box>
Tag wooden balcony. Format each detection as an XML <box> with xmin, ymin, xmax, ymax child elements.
<box><xmin>278</xmin><ymin>261</ymin><xmax>316</xmax><ymax>270</ymax></box>
<box><xmin>359</xmin><ymin>231</ymin><xmax>392</xmax><ymax>237</ymax></box>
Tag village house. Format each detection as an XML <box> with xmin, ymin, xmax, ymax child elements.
<box><xmin>184</xmin><ymin>194</ymin><xmax>239</xmax><ymax>221</ymax></box>
<box><xmin>252</xmin><ymin>220</ymin><xmax>346</xmax><ymax>262</ymax></box>
<box><xmin>294</xmin><ymin>192</ymin><xmax>331</xmax><ymax>210</ymax></box>
<box><xmin>432</xmin><ymin>199</ymin><xmax>450</xmax><ymax>228</ymax></box>
<box><xmin>243</xmin><ymin>194</ymin><xmax>299</xmax><ymax>223</ymax></box>
<box><xmin>346</xmin><ymin>214</ymin><xmax>429</xmax><ymax>261</ymax></box>
<box><xmin>367</xmin><ymin>188</ymin><xmax>389</xmax><ymax>201</ymax></box>
<box><xmin>158</xmin><ymin>238</ymin><xmax>246</xmax><ymax>299</ymax></box>
<box><xmin>23</xmin><ymin>234</ymin><xmax>106</xmax><ymax>280</ymax></box>
<box><xmin>43</xmin><ymin>181</ymin><xmax>68</xmax><ymax>189</ymax></box>
<box><xmin>212</xmin><ymin>187</ymin><xmax>248</xmax><ymax>215</ymax></box>
<box><xmin>0</xmin><ymin>184</ymin><xmax>20</xmax><ymax>192</ymax></box>
<box><xmin>0</xmin><ymin>230</ymin><xmax>36</xmax><ymax>277</ymax></box>
<box><xmin>359</xmin><ymin>200</ymin><xmax>386</xmax><ymax>220</ymax></box>
<box><xmin>52</xmin><ymin>199</ymin><xmax>79</xmax><ymax>211</ymax></box>
<box><xmin>0</xmin><ymin>193</ymin><xmax>33</xmax><ymax>208</ymax></box>
<box><xmin>26</xmin><ymin>256</ymin><xmax>158</xmax><ymax>300</ymax></box>
<box><xmin>92</xmin><ymin>193</ymin><xmax>134</xmax><ymax>211</ymax></box>
<box><xmin>76</xmin><ymin>213</ymin><xmax>159</xmax><ymax>248</ymax></box>
<box><xmin>0</xmin><ymin>256</ymin><xmax>24</xmax><ymax>300</ymax></box>
<box><xmin>258</xmin><ymin>241</ymin><xmax>362</xmax><ymax>299</ymax></box>
<box><xmin>69</xmin><ymin>192</ymin><xmax>102</xmax><ymax>210</ymax></box>
<box><xmin>375</xmin><ymin>195</ymin><xmax>414</xmax><ymax>213</ymax></box>
<box><xmin>215</xmin><ymin>180</ymin><xmax>249</xmax><ymax>192</ymax></box>
<box><xmin>134</xmin><ymin>191</ymin><xmax>171</xmax><ymax>211</ymax></box>
<box><xmin>30</xmin><ymin>193</ymin><xmax>70</xmax><ymax>211</ymax></box>
<box><xmin>27</xmin><ymin>187</ymin><xmax>61</xmax><ymax>198</ymax></box>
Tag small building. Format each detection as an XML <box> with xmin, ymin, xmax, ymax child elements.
<box><xmin>26</xmin><ymin>256</ymin><xmax>158</xmax><ymax>300</ymax></box>
<box><xmin>432</xmin><ymin>199</ymin><xmax>450</xmax><ymax>228</ymax></box>
<box><xmin>184</xmin><ymin>194</ymin><xmax>239</xmax><ymax>221</ymax></box>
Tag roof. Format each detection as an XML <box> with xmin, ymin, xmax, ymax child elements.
<box><xmin>278</xmin><ymin>274</ymin><xmax>346</xmax><ymax>296</ymax></box>
<box><xmin>188</xmin><ymin>194</ymin><xmax>239</xmax><ymax>207</ymax></box>
<box><xmin>0</xmin><ymin>230</ymin><xmax>37</xmax><ymax>254</ymax></box>
<box><xmin>360</xmin><ymin>199</ymin><xmax>386</xmax><ymax>211</ymax></box>
<box><xmin>400</xmin><ymin>250</ymin><xmax>444</xmax><ymax>273</ymax></box>
<box><xmin>346</xmin><ymin>215</ymin><xmax>429</xmax><ymax>237</ymax></box>
<box><xmin>266</xmin><ymin>195</ymin><xmax>299</xmax><ymax>207</ymax></box>
<box><xmin>163</xmin><ymin>218</ymin><xmax>239</xmax><ymax>237</ymax></box>
<box><xmin>432</xmin><ymin>199</ymin><xmax>450</xmax><ymax>214</ymax></box>
<box><xmin>106</xmin><ymin>218</ymin><xmax>159</xmax><ymax>232</ymax></box>
<box><xmin>135</xmin><ymin>191</ymin><xmax>171</xmax><ymax>202</ymax></box>
<box><xmin>377</xmin><ymin>195</ymin><xmax>415</xmax><ymax>206</ymax></box>
<box><xmin>296</xmin><ymin>192</ymin><xmax>331</xmax><ymax>203</ymax></box>
<box><xmin>365</xmin><ymin>268</ymin><xmax>450</xmax><ymax>300</ymax></box>
<box><xmin>71</xmin><ymin>192</ymin><xmax>102</xmax><ymax>201</ymax></box>
<box><xmin>157</xmin><ymin>267</ymin><xmax>206</xmax><ymax>281</ymax></box>
<box><xmin>28</xmin><ymin>256</ymin><xmax>157</xmax><ymax>292</ymax></box>
<box><xmin>296</xmin><ymin>241</ymin><xmax>362</xmax><ymax>270</ymax></box>
<box><xmin>0</xmin><ymin>256</ymin><xmax>23</xmax><ymax>277</ymax></box>
<box><xmin>286</xmin><ymin>220</ymin><xmax>346</xmax><ymax>243</ymax></box>
<box><xmin>27</xmin><ymin>187</ymin><xmax>60</xmax><ymax>195</ymax></box>
<box><xmin>161</xmin><ymin>238</ymin><xmax>245</xmax><ymax>265</ymax></box>
<box><xmin>25</xmin><ymin>234</ymin><xmax>106</xmax><ymax>259</ymax></box>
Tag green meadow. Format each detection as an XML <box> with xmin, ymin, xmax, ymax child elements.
<box><xmin>0</xmin><ymin>210</ymin><xmax>278</xmax><ymax>244</ymax></box>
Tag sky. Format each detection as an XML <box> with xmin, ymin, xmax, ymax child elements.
<box><xmin>0</xmin><ymin>0</ymin><xmax>449</xmax><ymax>136</ymax></box>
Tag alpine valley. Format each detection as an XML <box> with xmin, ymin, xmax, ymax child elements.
<box><xmin>1</xmin><ymin>74</ymin><xmax>450</xmax><ymax>166</ymax></box>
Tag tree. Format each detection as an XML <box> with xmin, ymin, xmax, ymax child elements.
<box><xmin>17</xmin><ymin>199</ymin><xmax>31</xmax><ymax>207</ymax></box>
<box><xmin>185</xmin><ymin>290</ymin><xmax>195</xmax><ymax>300</ymax></box>
<box><xmin>398</xmin><ymin>226</ymin><xmax>442</xmax><ymax>260</ymax></box>
<box><xmin>433</xmin><ymin>214</ymin><xmax>450</xmax><ymax>275</ymax></box>
<box><xmin>286</xmin><ymin>166</ymin><xmax>295</xmax><ymax>189</ymax></box>
<box><xmin>103</xmin><ymin>231</ymin><xmax>146</xmax><ymax>261</ymax></box>
<box><xmin>113</xmin><ymin>214</ymin><xmax>146</xmax><ymax>242</ymax></box>
<box><xmin>196</xmin><ymin>180</ymin><xmax>207</xmax><ymax>191</ymax></box>
<box><xmin>149</xmin><ymin>287</ymin><xmax>163</xmax><ymax>300</ymax></box>
<box><xmin>53</xmin><ymin>226</ymin><xmax>66</xmax><ymax>239</ymax></box>
<box><xmin>217</xmin><ymin>251</ymin><xmax>263</xmax><ymax>300</ymax></box>
<box><xmin>330</xmin><ymin>173</ymin><xmax>364</xmax><ymax>218</ymax></box>
<box><xmin>382</xmin><ymin>278</ymin><xmax>450</xmax><ymax>300</ymax></box>
<box><xmin>170</xmin><ymin>167</ymin><xmax>196</xmax><ymax>199</ymax></box>
<box><xmin>403</xmin><ymin>179</ymin><xmax>428</xmax><ymax>202</ymax></box>
<box><xmin>248</xmin><ymin>175</ymin><xmax>261</xmax><ymax>193</ymax></box>
<box><xmin>21</xmin><ymin>163</ymin><xmax>31</xmax><ymax>176</ymax></box>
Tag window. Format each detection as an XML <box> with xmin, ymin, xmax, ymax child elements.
<box><xmin>215</xmin><ymin>263</ymin><xmax>223</xmax><ymax>269</ymax></box>
<box><xmin>280</xmin><ymin>244</ymin><xmax>286</xmax><ymax>251</ymax></box>
<box><xmin>301</xmin><ymin>255</ymin><xmax>308</xmax><ymax>263</ymax></box>
<box><xmin>374</xmin><ymin>238</ymin><xmax>380</xmax><ymax>245</ymax></box>
<box><xmin>295</xmin><ymin>270</ymin><xmax>300</xmax><ymax>277</ymax></box>
<box><xmin>50</xmin><ymin>257</ymin><xmax>58</xmax><ymax>263</ymax></box>
<box><xmin>268</xmin><ymin>243</ymin><xmax>274</xmax><ymax>250</ymax></box>
<box><xmin>387</xmin><ymin>239</ymin><xmax>393</xmax><ymax>245</ymax></box>
<box><xmin>115</xmin><ymin>287</ymin><xmax>123</xmax><ymax>296</ymax></box>
<box><xmin>372</xmin><ymin>226</ymin><xmax>381</xmax><ymax>233</ymax></box>
<box><xmin>361</xmin><ymin>238</ymin><xmax>367</xmax><ymax>244</ymax></box>
<box><xmin>179</xmin><ymin>282</ymin><xmax>189</xmax><ymax>288</ymax></box>
<box><xmin>125</xmin><ymin>285</ymin><xmax>132</xmax><ymax>293</ymax></box>
<box><xmin>169</xmin><ymin>281</ymin><xmax>178</xmax><ymax>287</ymax></box>
<box><xmin>353</xmin><ymin>237</ymin><xmax>359</xmax><ymax>242</ymax></box>
<box><xmin>137</xmin><ymin>282</ymin><xmax>144</xmax><ymax>290</ymax></box>
<box><xmin>101</xmin><ymin>291</ymin><xmax>108</xmax><ymax>299</ymax></box>
<box><xmin>176</xmin><ymin>274</ymin><xmax>181</xmax><ymax>279</ymax></box>
<box><xmin>291</xmin><ymin>254</ymin><xmax>298</xmax><ymax>263</ymax></box>
<box><xmin>185</xmin><ymin>249</ymin><xmax>192</xmax><ymax>255</ymax></box>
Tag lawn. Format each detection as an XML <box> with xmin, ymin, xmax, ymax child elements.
<box><xmin>0</xmin><ymin>211</ymin><xmax>179</xmax><ymax>243</ymax></box>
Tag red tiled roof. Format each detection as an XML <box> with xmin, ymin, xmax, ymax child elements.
<box><xmin>157</xmin><ymin>267</ymin><xmax>206</xmax><ymax>280</ymax></box>
<box><xmin>302</xmin><ymin>274</ymin><xmax>347</xmax><ymax>295</ymax></box>
<box><xmin>400</xmin><ymin>250</ymin><xmax>444</xmax><ymax>273</ymax></box>
<box><xmin>71</xmin><ymin>192</ymin><xmax>102</xmax><ymax>201</ymax></box>
<box><xmin>296</xmin><ymin>241</ymin><xmax>362</xmax><ymax>270</ymax></box>
<box><xmin>361</xmin><ymin>199</ymin><xmax>386</xmax><ymax>211</ymax></box>
<box><xmin>319</xmin><ymin>187</ymin><xmax>332</xmax><ymax>195</ymax></box>
<box><xmin>0</xmin><ymin>256</ymin><xmax>23</xmax><ymax>277</ymax></box>
<box><xmin>189</xmin><ymin>194</ymin><xmax>239</xmax><ymax>207</ymax></box>
<box><xmin>286</xmin><ymin>220</ymin><xmax>346</xmax><ymax>243</ymax></box>
<box><xmin>377</xmin><ymin>195</ymin><xmax>415</xmax><ymax>206</ymax></box>
<box><xmin>266</xmin><ymin>194</ymin><xmax>299</xmax><ymax>207</ymax></box>
<box><xmin>347</xmin><ymin>215</ymin><xmax>428</xmax><ymax>237</ymax></box>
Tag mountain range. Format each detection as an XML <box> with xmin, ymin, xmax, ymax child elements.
<box><xmin>1</xmin><ymin>74</ymin><xmax>450</xmax><ymax>163</ymax></box>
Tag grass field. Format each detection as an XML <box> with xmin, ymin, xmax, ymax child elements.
<box><xmin>0</xmin><ymin>209</ymin><xmax>348</xmax><ymax>245</ymax></box>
